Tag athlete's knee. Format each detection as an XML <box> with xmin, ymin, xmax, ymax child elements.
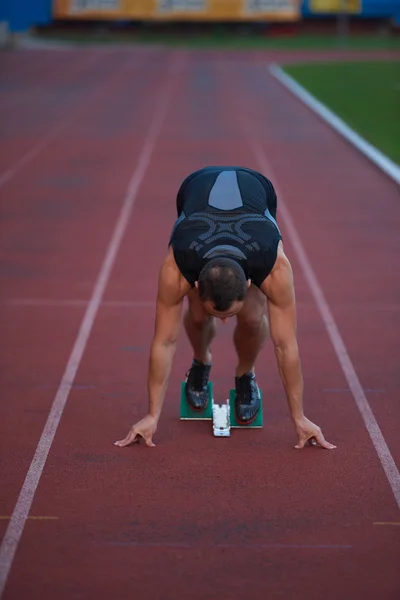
<box><xmin>236</xmin><ymin>288</ymin><xmax>267</xmax><ymax>332</ymax></box>
<box><xmin>237</xmin><ymin>311</ymin><xmax>268</xmax><ymax>333</ymax></box>
<box><xmin>185</xmin><ymin>307</ymin><xmax>214</xmax><ymax>330</ymax></box>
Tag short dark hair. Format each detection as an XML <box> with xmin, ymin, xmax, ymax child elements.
<box><xmin>197</xmin><ymin>258</ymin><xmax>248</xmax><ymax>312</ymax></box>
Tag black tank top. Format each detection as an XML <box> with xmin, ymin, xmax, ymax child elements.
<box><xmin>169</xmin><ymin>166</ymin><xmax>282</xmax><ymax>288</ymax></box>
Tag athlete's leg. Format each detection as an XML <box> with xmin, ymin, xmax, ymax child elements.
<box><xmin>183</xmin><ymin>288</ymin><xmax>217</xmax><ymax>410</ymax></box>
<box><xmin>184</xmin><ymin>288</ymin><xmax>217</xmax><ymax>365</ymax></box>
<box><xmin>233</xmin><ymin>285</ymin><xmax>268</xmax><ymax>423</ymax></box>
<box><xmin>234</xmin><ymin>285</ymin><xmax>269</xmax><ymax>377</ymax></box>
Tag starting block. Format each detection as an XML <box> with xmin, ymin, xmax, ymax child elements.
<box><xmin>180</xmin><ymin>381</ymin><xmax>263</xmax><ymax>437</ymax></box>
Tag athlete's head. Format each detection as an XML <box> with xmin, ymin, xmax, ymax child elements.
<box><xmin>196</xmin><ymin>258</ymin><xmax>250</xmax><ymax>319</ymax></box>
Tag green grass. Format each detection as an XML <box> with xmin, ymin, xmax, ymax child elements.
<box><xmin>34</xmin><ymin>26</ymin><xmax>400</xmax><ymax>51</ymax></box>
<box><xmin>282</xmin><ymin>60</ymin><xmax>400</xmax><ymax>164</ymax></box>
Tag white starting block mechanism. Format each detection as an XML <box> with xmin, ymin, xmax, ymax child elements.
<box><xmin>212</xmin><ymin>400</ymin><xmax>231</xmax><ymax>437</ymax></box>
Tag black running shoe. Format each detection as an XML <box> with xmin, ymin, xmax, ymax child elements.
<box><xmin>185</xmin><ymin>360</ymin><xmax>212</xmax><ymax>410</ymax></box>
<box><xmin>234</xmin><ymin>372</ymin><xmax>261</xmax><ymax>424</ymax></box>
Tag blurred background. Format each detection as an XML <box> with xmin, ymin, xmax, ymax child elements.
<box><xmin>1</xmin><ymin>1</ymin><xmax>400</xmax><ymax>49</ymax></box>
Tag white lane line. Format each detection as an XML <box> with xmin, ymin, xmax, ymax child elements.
<box><xmin>268</xmin><ymin>64</ymin><xmax>400</xmax><ymax>187</ymax></box>
<box><xmin>0</xmin><ymin>53</ymin><xmax>181</xmax><ymax>597</ymax></box>
<box><xmin>248</xmin><ymin>133</ymin><xmax>400</xmax><ymax>510</ymax></box>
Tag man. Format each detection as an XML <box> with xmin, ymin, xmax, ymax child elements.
<box><xmin>115</xmin><ymin>166</ymin><xmax>336</xmax><ymax>450</ymax></box>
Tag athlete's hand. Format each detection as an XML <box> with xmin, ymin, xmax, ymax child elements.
<box><xmin>294</xmin><ymin>416</ymin><xmax>336</xmax><ymax>450</ymax></box>
<box><xmin>114</xmin><ymin>414</ymin><xmax>158</xmax><ymax>448</ymax></box>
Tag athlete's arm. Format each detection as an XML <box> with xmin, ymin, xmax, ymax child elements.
<box><xmin>147</xmin><ymin>251</ymin><xmax>189</xmax><ymax>419</ymax></box>
<box><xmin>261</xmin><ymin>248</ymin><xmax>304</xmax><ymax>418</ymax></box>
<box><xmin>261</xmin><ymin>243</ymin><xmax>336</xmax><ymax>450</ymax></box>
<box><xmin>115</xmin><ymin>248</ymin><xmax>191</xmax><ymax>448</ymax></box>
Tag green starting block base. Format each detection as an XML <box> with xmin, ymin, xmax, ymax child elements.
<box><xmin>180</xmin><ymin>381</ymin><xmax>213</xmax><ymax>420</ymax></box>
<box><xmin>180</xmin><ymin>381</ymin><xmax>263</xmax><ymax>430</ymax></box>
<box><xmin>229</xmin><ymin>388</ymin><xmax>263</xmax><ymax>428</ymax></box>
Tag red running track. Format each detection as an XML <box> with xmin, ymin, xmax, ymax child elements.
<box><xmin>0</xmin><ymin>46</ymin><xmax>399</xmax><ymax>600</ymax></box>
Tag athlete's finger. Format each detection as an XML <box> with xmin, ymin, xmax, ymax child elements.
<box><xmin>114</xmin><ymin>430</ymin><xmax>140</xmax><ymax>447</ymax></box>
<box><xmin>315</xmin><ymin>431</ymin><xmax>337</xmax><ymax>450</ymax></box>
<box><xmin>294</xmin><ymin>436</ymin><xmax>307</xmax><ymax>449</ymax></box>
<box><xmin>144</xmin><ymin>436</ymin><xmax>156</xmax><ymax>448</ymax></box>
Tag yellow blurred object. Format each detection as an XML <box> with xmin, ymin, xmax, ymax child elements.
<box><xmin>309</xmin><ymin>0</ymin><xmax>361</xmax><ymax>13</ymax></box>
<box><xmin>53</xmin><ymin>0</ymin><xmax>301</xmax><ymax>21</ymax></box>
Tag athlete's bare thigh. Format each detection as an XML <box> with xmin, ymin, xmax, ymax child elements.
<box><xmin>236</xmin><ymin>284</ymin><xmax>267</xmax><ymax>328</ymax></box>
<box><xmin>186</xmin><ymin>287</ymin><xmax>215</xmax><ymax>326</ymax></box>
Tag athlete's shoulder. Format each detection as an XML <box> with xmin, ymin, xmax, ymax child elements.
<box><xmin>158</xmin><ymin>247</ymin><xmax>192</xmax><ymax>304</ymax></box>
<box><xmin>268</xmin><ymin>242</ymin><xmax>292</xmax><ymax>276</ymax></box>
<box><xmin>259</xmin><ymin>242</ymin><xmax>294</xmax><ymax>302</ymax></box>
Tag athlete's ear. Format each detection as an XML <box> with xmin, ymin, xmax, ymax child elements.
<box><xmin>246</xmin><ymin>279</ymin><xmax>251</xmax><ymax>288</ymax></box>
<box><xmin>194</xmin><ymin>281</ymin><xmax>199</xmax><ymax>289</ymax></box>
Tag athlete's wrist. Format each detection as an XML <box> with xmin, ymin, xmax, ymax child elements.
<box><xmin>147</xmin><ymin>410</ymin><xmax>161</xmax><ymax>422</ymax></box>
<box><xmin>292</xmin><ymin>411</ymin><xmax>305</xmax><ymax>424</ymax></box>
